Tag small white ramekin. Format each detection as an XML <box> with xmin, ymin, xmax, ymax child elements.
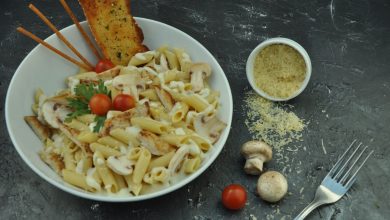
<box><xmin>246</xmin><ymin>37</ymin><xmax>312</xmax><ymax>101</ymax></box>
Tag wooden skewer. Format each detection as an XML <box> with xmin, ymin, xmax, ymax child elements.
<box><xmin>28</xmin><ymin>4</ymin><xmax>94</xmax><ymax>70</ymax></box>
<box><xmin>60</xmin><ymin>0</ymin><xmax>103</xmax><ymax>60</ymax></box>
<box><xmin>17</xmin><ymin>27</ymin><xmax>91</xmax><ymax>70</ymax></box>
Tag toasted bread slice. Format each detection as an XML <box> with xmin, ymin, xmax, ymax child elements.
<box><xmin>24</xmin><ymin>116</ymin><xmax>52</xmax><ymax>141</ymax></box>
<box><xmin>79</xmin><ymin>0</ymin><xmax>148</xmax><ymax>65</ymax></box>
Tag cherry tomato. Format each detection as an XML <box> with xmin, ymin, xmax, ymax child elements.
<box><xmin>95</xmin><ymin>59</ymin><xmax>115</xmax><ymax>73</ymax></box>
<box><xmin>113</xmin><ymin>94</ymin><xmax>136</xmax><ymax>111</ymax></box>
<box><xmin>89</xmin><ymin>94</ymin><xmax>112</xmax><ymax>116</ymax></box>
<box><xmin>222</xmin><ymin>184</ymin><xmax>247</xmax><ymax>210</ymax></box>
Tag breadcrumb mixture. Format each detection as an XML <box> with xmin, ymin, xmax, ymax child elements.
<box><xmin>253</xmin><ymin>44</ymin><xmax>306</xmax><ymax>98</ymax></box>
<box><xmin>243</xmin><ymin>91</ymin><xmax>306</xmax><ymax>150</ymax></box>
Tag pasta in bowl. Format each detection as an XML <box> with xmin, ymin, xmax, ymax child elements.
<box><xmin>6</xmin><ymin>18</ymin><xmax>233</xmax><ymax>202</ymax></box>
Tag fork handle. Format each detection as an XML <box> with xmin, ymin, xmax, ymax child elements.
<box><xmin>294</xmin><ymin>200</ymin><xmax>325</xmax><ymax>220</ymax></box>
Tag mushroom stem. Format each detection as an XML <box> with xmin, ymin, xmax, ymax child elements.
<box><xmin>244</xmin><ymin>157</ymin><xmax>264</xmax><ymax>175</ymax></box>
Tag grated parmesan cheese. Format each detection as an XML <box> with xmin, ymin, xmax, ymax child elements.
<box><xmin>243</xmin><ymin>91</ymin><xmax>306</xmax><ymax>150</ymax></box>
<box><xmin>253</xmin><ymin>44</ymin><xmax>306</xmax><ymax>98</ymax></box>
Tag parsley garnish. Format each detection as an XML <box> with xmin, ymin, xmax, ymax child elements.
<box><xmin>66</xmin><ymin>80</ymin><xmax>111</xmax><ymax>132</ymax></box>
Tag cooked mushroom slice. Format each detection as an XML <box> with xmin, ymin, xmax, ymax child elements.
<box><xmin>138</xmin><ymin>130</ymin><xmax>174</xmax><ymax>156</ymax></box>
<box><xmin>241</xmin><ymin>141</ymin><xmax>272</xmax><ymax>175</ymax></box>
<box><xmin>101</xmin><ymin>110</ymin><xmax>135</xmax><ymax>135</ymax></box>
<box><xmin>190</xmin><ymin>63</ymin><xmax>211</xmax><ymax>92</ymax></box>
<box><xmin>134</xmin><ymin>102</ymin><xmax>151</xmax><ymax>117</ymax></box>
<box><xmin>129</xmin><ymin>51</ymin><xmax>156</xmax><ymax>66</ymax></box>
<box><xmin>168</xmin><ymin>145</ymin><xmax>191</xmax><ymax>174</ymax></box>
<box><xmin>193</xmin><ymin>112</ymin><xmax>226</xmax><ymax>144</ymax></box>
<box><xmin>107</xmin><ymin>155</ymin><xmax>134</xmax><ymax>175</ymax></box>
<box><xmin>154</xmin><ymin>86</ymin><xmax>174</xmax><ymax>111</ymax></box>
<box><xmin>41</xmin><ymin>100</ymin><xmax>71</xmax><ymax>129</ymax></box>
<box><xmin>112</xmin><ymin>73</ymin><xmax>146</xmax><ymax>101</ymax></box>
<box><xmin>257</xmin><ymin>171</ymin><xmax>288</xmax><ymax>203</ymax></box>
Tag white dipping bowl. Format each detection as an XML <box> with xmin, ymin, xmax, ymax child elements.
<box><xmin>246</xmin><ymin>37</ymin><xmax>312</xmax><ymax>101</ymax></box>
<box><xmin>5</xmin><ymin>17</ymin><xmax>233</xmax><ymax>202</ymax></box>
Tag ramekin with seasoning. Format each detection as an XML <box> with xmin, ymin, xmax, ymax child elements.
<box><xmin>246</xmin><ymin>37</ymin><xmax>312</xmax><ymax>101</ymax></box>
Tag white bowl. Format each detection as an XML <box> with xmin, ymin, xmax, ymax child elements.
<box><xmin>5</xmin><ymin>17</ymin><xmax>233</xmax><ymax>202</ymax></box>
<box><xmin>246</xmin><ymin>37</ymin><xmax>312</xmax><ymax>101</ymax></box>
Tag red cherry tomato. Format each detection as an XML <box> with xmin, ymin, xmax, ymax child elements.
<box><xmin>89</xmin><ymin>94</ymin><xmax>112</xmax><ymax>116</ymax></box>
<box><xmin>222</xmin><ymin>184</ymin><xmax>247</xmax><ymax>210</ymax></box>
<box><xmin>113</xmin><ymin>94</ymin><xmax>136</xmax><ymax>111</ymax></box>
<box><xmin>95</xmin><ymin>59</ymin><xmax>115</xmax><ymax>73</ymax></box>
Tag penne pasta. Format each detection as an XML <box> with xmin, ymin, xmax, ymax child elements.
<box><xmin>169</xmin><ymin>102</ymin><xmax>189</xmax><ymax>123</ymax></box>
<box><xmin>124</xmin><ymin>174</ymin><xmax>143</xmax><ymax>196</ymax></box>
<box><xmin>97</xmin><ymin>136</ymin><xmax>125</xmax><ymax>149</ymax></box>
<box><xmin>182</xmin><ymin>94</ymin><xmax>209</xmax><ymax>112</ymax></box>
<box><xmin>90</xmin><ymin>143</ymin><xmax>121</xmax><ymax>158</ymax></box>
<box><xmin>148</xmin><ymin>151</ymin><xmax>175</xmax><ymax>171</ymax></box>
<box><xmin>128</xmin><ymin>147</ymin><xmax>143</xmax><ymax>160</ymax></box>
<box><xmin>174</xmin><ymin>48</ymin><xmax>192</xmax><ymax>76</ymax></box>
<box><xmin>183</xmin><ymin>157</ymin><xmax>201</xmax><ymax>174</ymax></box>
<box><xmin>132</xmin><ymin>148</ymin><xmax>152</xmax><ymax>184</ymax></box>
<box><xmin>62</xmin><ymin>169</ymin><xmax>94</xmax><ymax>191</ymax></box>
<box><xmin>131</xmin><ymin>117</ymin><xmax>171</xmax><ymax>134</ymax></box>
<box><xmin>190</xmin><ymin>135</ymin><xmax>212</xmax><ymax>151</ymax></box>
<box><xmin>77</xmin><ymin>131</ymin><xmax>99</xmax><ymax>143</ymax></box>
<box><xmin>160</xmin><ymin>134</ymin><xmax>189</xmax><ymax>147</ymax></box>
<box><xmin>65</xmin><ymin>119</ymin><xmax>89</xmax><ymax>131</ymax></box>
<box><xmin>76</xmin><ymin>114</ymin><xmax>95</xmax><ymax>124</ymax></box>
<box><xmin>113</xmin><ymin>172</ymin><xmax>127</xmax><ymax>190</ymax></box>
<box><xmin>140</xmin><ymin>89</ymin><xmax>159</xmax><ymax>101</ymax></box>
<box><xmin>93</xmin><ymin>151</ymin><xmax>118</xmax><ymax>193</ymax></box>
<box><xmin>162</xmin><ymin>49</ymin><xmax>179</xmax><ymax>70</ymax></box>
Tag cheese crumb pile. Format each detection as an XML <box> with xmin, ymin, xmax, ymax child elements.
<box><xmin>243</xmin><ymin>91</ymin><xmax>306</xmax><ymax>150</ymax></box>
<box><xmin>253</xmin><ymin>44</ymin><xmax>306</xmax><ymax>98</ymax></box>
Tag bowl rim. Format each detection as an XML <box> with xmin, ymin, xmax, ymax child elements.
<box><xmin>246</xmin><ymin>37</ymin><xmax>312</xmax><ymax>101</ymax></box>
<box><xmin>5</xmin><ymin>17</ymin><xmax>233</xmax><ymax>202</ymax></box>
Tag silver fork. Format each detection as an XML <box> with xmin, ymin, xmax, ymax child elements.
<box><xmin>294</xmin><ymin>140</ymin><xmax>374</xmax><ymax>220</ymax></box>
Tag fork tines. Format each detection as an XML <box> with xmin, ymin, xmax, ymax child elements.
<box><xmin>327</xmin><ymin>139</ymin><xmax>374</xmax><ymax>188</ymax></box>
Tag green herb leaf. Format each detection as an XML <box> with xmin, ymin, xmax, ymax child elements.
<box><xmin>65</xmin><ymin>98</ymin><xmax>91</xmax><ymax>122</ymax></box>
<box><xmin>93</xmin><ymin>115</ymin><xmax>106</xmax><ymax>133</ymax></box>
<box><xmin>65</xmin><ymin>81</ymin><xmax>110</xmax><ymax>132</ymax></box>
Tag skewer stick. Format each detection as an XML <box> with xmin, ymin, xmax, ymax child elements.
<box><xmin>28</xmin><ymin>4</ymin><xmax>94</xmax><ymax>69</ymax></box>
<box><xmin>17</xmin><ymin>27</ymin><xmax>91</xmax><ymax>70</ymax></box>
<box><xmin>60</xmin><ymin>0</ymin><xmax>103</xmax><ymax>60</ymax></box>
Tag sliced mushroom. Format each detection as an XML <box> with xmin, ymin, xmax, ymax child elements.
<box><xmin>107</xmin><ymin>155</ymin><xmax>135</xmax><ymax>175</ymax></box>
<box><xmin>241</xmin><ymin>141</ymin><xmax>272</xmax><ymax>175</ymax></box>
<box><xmin>193</xmin><ymin>112</ymin><xmax>226</xmax><ymax>144</ymax></box>
<box><xmin>190</xmin><ymin>63</ymin><xmax>211</xmax><ymax>92</ymax></box>
<box><xmin>101</xmin><ymin>110</ymin><xmax>135</xmax><ymax>135</ymax></box>
<box><xmin>129</xmin><ymin>51</ymin><xmax>156</xmax><ymax>66</ymax></box>
<box><xmin>168</xmin><ymin>145</ymin><xmax>191</xmax><ymax>174</ymax></box>
<box><xmin>154</xmin><ymin>86</ymin><xmax>174</xmax><ymax>111</ymax></box>
<box><xmin>112</xmin><ymin>73</ymin><xmax>146</xmax><ymax>101</ymax></box>
<box><xmin>138</xmin><ymin>130</ymin><xmax>174</xmax><ymax>156</ymax></box>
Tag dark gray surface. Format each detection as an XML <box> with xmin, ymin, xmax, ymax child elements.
<box><xmin>1</xmin><ymin>0</ymin><xmax>389</xmax><ymax>219</ymax></box>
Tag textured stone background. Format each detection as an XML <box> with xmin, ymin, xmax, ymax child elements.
<box><xmin>1</xmin><ymin>0</ymin><xmax>389</xmax><ymax>219</ymax></box>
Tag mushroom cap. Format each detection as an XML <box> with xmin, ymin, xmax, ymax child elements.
<box><xmin>190</xmin><ymin>63</ymin><xmax>211</xmax><ymax>77</ymax></box>
<box><xmin>257</xmin><ymin>171</ymin><xmax>288</xmax><ymax>203</ymax></box>
<box><xmin>241</xmin><ymin>140</ymin><xmax>272</xmax><ymax>161</ymax></box>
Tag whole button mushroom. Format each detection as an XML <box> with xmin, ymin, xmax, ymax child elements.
<box><xmin>241</xmin><ymin>141</ymin><xmax>272</xmax><ymax>175</ymax></box>
<box><xmin>257</xmin><ymin>171</ymin><xmax>288</xmax><ymax>203</ymax></box>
